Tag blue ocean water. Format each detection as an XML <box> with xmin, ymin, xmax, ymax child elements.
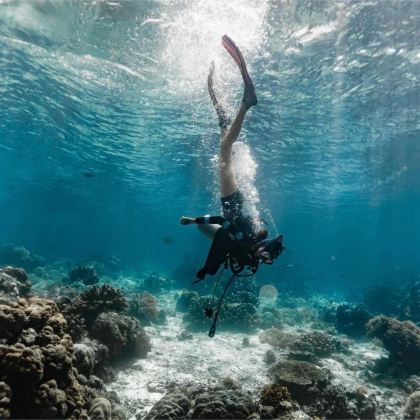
<box><xmin>0</xmin><ymin>0</ymin><xmax>419</xmax><ymax>293</ymax></box>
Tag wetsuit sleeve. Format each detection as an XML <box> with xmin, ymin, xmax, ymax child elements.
<box><xmin>194</xmin><ymin>216</ymin><xmax>225</xmax><ymax>224</ymax></box>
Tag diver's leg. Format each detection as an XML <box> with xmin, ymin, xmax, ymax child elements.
<box><xmin>208</xmin><ymin>61</ymin><xmax>231</xmax><ymax>136</ymax></box>
<box><xmin>220</xmin><ymin>103</ymin><xmax>247</xmax><ymax>197</ymax></box>
<box><xmin>197</xmin><ymin>224</ymin><xmax>221</xmax><ymax>240</ymax></box>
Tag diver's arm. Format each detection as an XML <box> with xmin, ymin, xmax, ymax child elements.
<box><xmin>180</xmin><ymin>216</ymin><xmax>225</xmax><ymax>225</ymax></box>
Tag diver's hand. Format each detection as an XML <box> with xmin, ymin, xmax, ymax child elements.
<box><xmin>180</xmin><ymin>216</ymin><xmax>195</xmax><ymax>225</ymax></box>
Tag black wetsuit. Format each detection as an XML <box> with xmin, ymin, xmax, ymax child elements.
<box><xmin>195</xmin><ymin>191</ymin><xmax>259</xmax><ymax>279</ymax></box>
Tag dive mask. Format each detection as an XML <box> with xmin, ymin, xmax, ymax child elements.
<box><xmin>260</xmin><ymin>235</ymin><xmax>285</xmax><ymax>263</ymax></box>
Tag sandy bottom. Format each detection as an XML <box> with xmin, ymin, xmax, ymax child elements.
<box><xmin>108</xmin><ymin>290</ymin><xmax>407</xmax><ymax>419</ymax></box>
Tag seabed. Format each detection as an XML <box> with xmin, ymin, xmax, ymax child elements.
<box><xmin>1</xmin><ymin>250</ymin><xmax>419</xmax><ymax>419</ymax></box>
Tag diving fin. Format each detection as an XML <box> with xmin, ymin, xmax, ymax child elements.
<box><xmin>222</xmin><ymin>35</ymin><xmax>257</xmax><ymax>109</ymax></box>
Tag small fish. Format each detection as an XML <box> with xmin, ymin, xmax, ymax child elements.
<box><xmin>163</xmin><ymin>236</ymin><xmax>174</xmax><ymax>245</ymax></box>
<box><xmin>83</xmin><ymin>172</ymin><xmax>96</xmax><ymax>178</ymax></box>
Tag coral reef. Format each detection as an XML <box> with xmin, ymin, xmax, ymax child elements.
<box><xmin>0</xmin><ymin>381</ymin><xmax>12</xmax><ymax>418</ymax></box>
<box><xmin>57</xmin><ymin>284</ymin><xmax>151</xmax><ymax>383</ymax></box>
<box><xmin>219</xmin><ymin>302</ymin><xmax>260</xmax><ymax>331</ymax></box>
<box><xmin>289</xmin><ymin>331</ymin><xmax>344</xmax><ymax>361</ymax></box>
<box><xmin>144</xmin><ymin>391</ymin><xmax>191</xmax><ymax>419</ymax></box>
<box><xmin>0</xmin><ymin>266</ymin><xmax>32</xmax><ymax>303</ymax></box>
<box><xmin>0</xmin><ymin>267</ymin><xmax>129</xmax><ymax>419</ymax></box>
<box><xmin>404</xmin><ymin>391</ymin><xmax>420</xmax><ymax>420</ymax></box>
<box><xmin>64</xmin><ymin>284</ymin><xmax>128</xmax><ymax>328</ymax></box>
<box><xmin>144</xmin><ymin>385</ymin><xmax>257</xmax><ymax>420</ymax></box>
<box><xmin>349</xmin><ymin>387</ymin><xmax>377</xmax><ymax>419</ymax></box>
<box><xmin>309</xmin><ymin>384</ymin><xmax>376</xmax><ymax>419</ymax></box>
<box><xmin>191</xmin><ymin>388</ymin><xmax>256</xmax><ymax>419</ymax></box>
<box><xmin>267</xmin><ymin>360</ymin><xmax>376</xmax><ymax>418</ymax></box>
<box><xmin>367</xmin><ymin>315</ymin><xmax>420</xmax><ymax>374</ymax></box>
<box><xmin>128</xmin><ymin>293</ymin><xmax>165</xmax><ymax>325</ymax></box>
<box><xmin>88</xmin><ymin>397</ymin><xmax>112</xmax><ymax>420</ymax></box>
<box><xmin>0</xmin><ymin>301</ymin><xmax>27</xmax><ymax>341</ymax></box>
<box><xmin>32</xmin><ymin>379</ymin><xmax>68</xmax><ymax>418</ymax></box>
<box><xmin>259</xmin><ymin>384</ymin><xmax>296</xmax><ymax>417</ymax></box>
<box><xmin>0</xmin><ymin>294</ymin><xmax>86</xmax><ymax>418</ymax></box>
<box><xmin>404</xmin><ymin>375</ymin><xmax>420</xmax><ymax>394</ymax></box>
<box><xmin>268</xmin><ymin>360</ymin><xmax>330</xmax><ymax>404</ymax></box>
<box><xmin>73</xmin><ymin>340</ymin><xmax>99</xmax><ymax>378</ymax></box>
<box><xmin>335</xmin><ymin>303</ymin><xmax>370</xmax><ymax>338</ymax></box>
<box><xmin>92</xmin><ymin>312</ymin><xmax>151</xmax><ymax>360</ymax></box>
<box><xmin>67</xmin><ymin>266</ymin><xmax>100</xmax><ymax>286</ymax></box>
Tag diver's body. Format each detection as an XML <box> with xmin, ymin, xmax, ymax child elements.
<box><xmin>181</xmin><ymin>35</ymin><xmax>284</xmax><ymax>280</ymax></box>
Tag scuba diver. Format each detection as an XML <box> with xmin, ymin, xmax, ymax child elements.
<box><xmin>180</xmin><ymin>35</ymin><xmax>285</xmax><ymax>336</ymax></box>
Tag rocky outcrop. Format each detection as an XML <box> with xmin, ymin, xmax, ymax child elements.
<box><xmin>367</xmin><ymin>315</ymin><xmax>420</xmax><ymax>374</ymax></box>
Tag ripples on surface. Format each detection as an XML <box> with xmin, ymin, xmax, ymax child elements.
<box><xmin>0</xmin><ymin>0</ymin><xmax>419</xmax><ymax>287</ymax></box>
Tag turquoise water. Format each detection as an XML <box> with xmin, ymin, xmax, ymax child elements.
<box><xmin>1</xmin><ymin>0</ymin><xmax>419</xmax><ymax>291</ymax></box>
